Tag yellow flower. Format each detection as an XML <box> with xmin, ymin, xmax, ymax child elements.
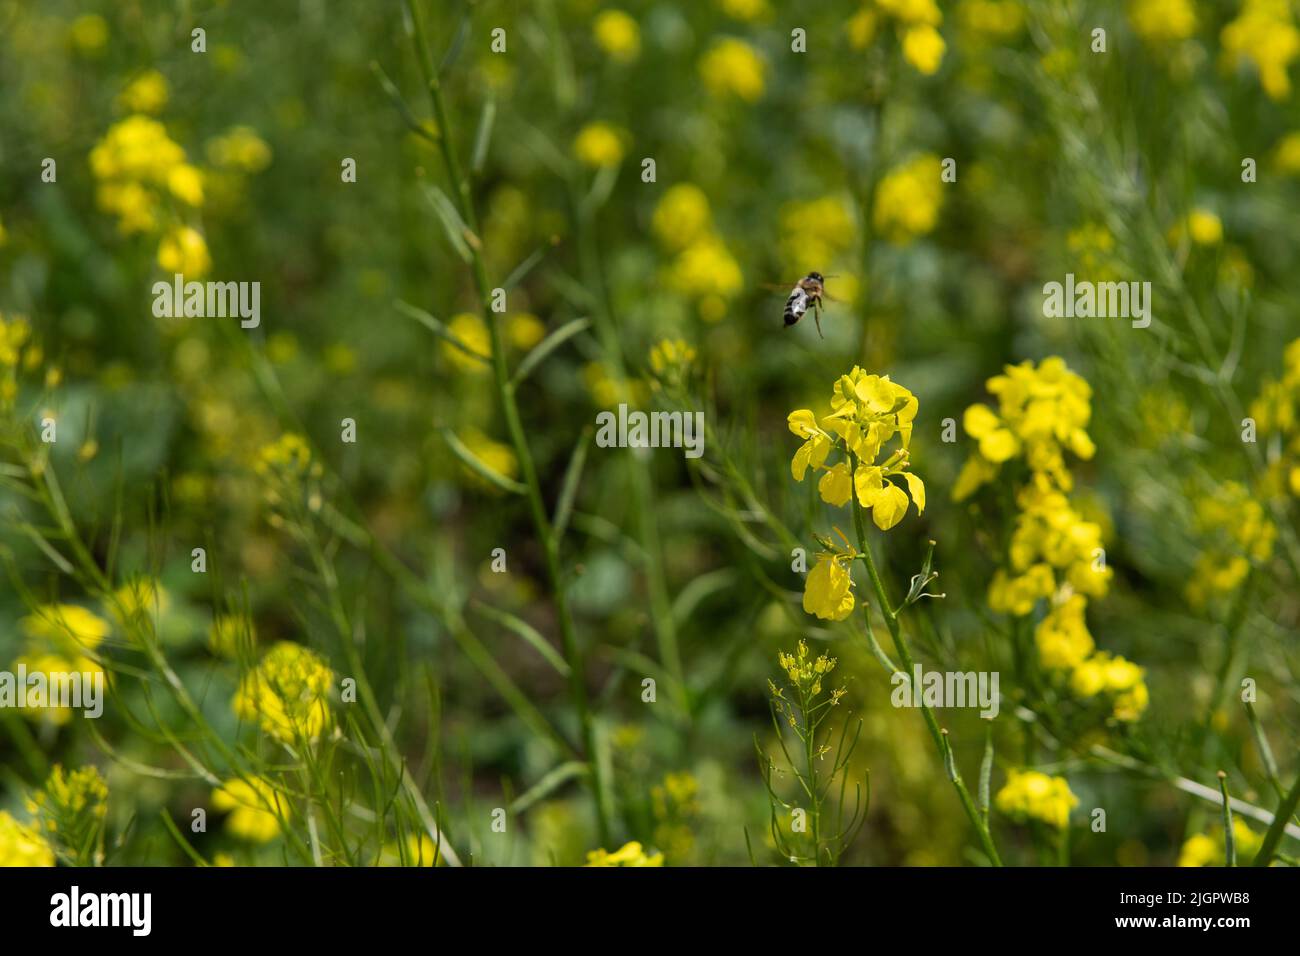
<box><xmin>27</xmin><ymin>765</ymin><xmax>108</xmax><ymax>859</ymax></box>
<box><xmin>819</xmin><ymin>462</ymin><xmax>854</xmax><ymax>507</ymax></box>
<box><xmin>573</xmin><ymin>122</ymin><xmax>626</xmax><ymax>168</ymax></box>
<box><xmin>233</xmin><ymin>641</ymin><xmax>334</xmax><ymax>743</ymax></box>
<box><xmin>779</xmin><ymin>195</ymin><xmax>855</xmax><ymax>272</ymax></box>
<box><xmin>507</xmin><ymin>313</ymin><xmax>546</xmax><ymax>350</ymax></box>
<box><xmin>209</xmin><ymin>613</ymin><xmax>255</xmax><ymax>658</ymax></box>
<box><xmin>718</xmin><ymin>0</ymin><xmax>772</xmax><ymax>21</ymax></box>
<box><xmin>787</xmin><ymin>409</ymin><xmax>833</xmax><ymax>480</ymax></box>
<box><xmin>206</xmin><ymin>126</ymin><xmax>273</xmax><ymax>173</ymax></box>
<box><xmin>1178</xmin><ymin>819</ymin><xmax>1263</xmax><ymax>866</ymax></box>
<box><xmin>0</xmin><ymin>811</ymin><xmax>55</xmax><ymax>867</ymax></box>
<box><xmin>699</xmin><ymin>38</ymin><xmax>766</xmax><ymax>102</ymax></box>
<box><xmin>873</xmin><ymin>154</ymin><xmax>944</xmax><ymax>244</ymax></box>
<box><xmin>116</xmin><ymin>70</ymin><xmax>170</xmax><ymax>114</ymax></box>
<box><xmin>1170</xmin><ymin>208</ymin><xmax>1224</xmax><ymax>246</ymax></box>
<box><xmin>167</xmin><ymin>164</ymin><xmax>205</xmax><ymax>206</ymax></box>
<box><xmin>157</xmin><ymin>226</ymin><xmax>211</xmax><ymax>277</ymax></box>
<box><xmin>652</xmin><ymin>184</ymin><xmax>713</xmax><ymax>250</ymax></box>
<box><xmin>213</xmin><ymin>777</ymin><xmax>285</xmax><ymax>842</ymax></box>
<box><xmin>803</xmin><ymin>552</ymin><xmax>856</xmax><ymax>622</ymax></box>
<box><xmin>442</xmin><ymin>313</ymin><xmax>490</xmax><ymax>372</ymax></box>
<box><xmin>1221</xmin><ymin>0</ymin><xmax>1300</xmax><ymax>101</ymax></box>
<box><xmin>21</xmin><ymin>604</ymin><xmax>111</xmax><ymax>651</ymax></box>
<box><xmin>1275</xmin><ymin>131</ymin><xmax>1300</xmax><ymax>174</ymax></box>
<box><xmin>593</xmin><ymin>10</ymin><xmax>640</xmax><ymax>62</ymax></box>
<box><xmin>958</xmin><ymin>0</ymin><xmax>1025</xmax><ymax>39</ymax></box>
<box><xmin>12</xmin><ymin>652</ymin><xmax>104</xmax><ymax>726</ymax></box>
<box><xmin>649</xmin><ymin>339</ymin><xmax>696</xmax><ymax>377</ymax></box>
<box><xmin>380</xmin><ymin>833</ymin><xmax>442</xmax><ymax>866</ymax></box>
<box><xmin>954</xmin><ymin>357</ymin><xmax>1095</xmax><ymax>499</ymax></box>
<box><xmin>667</xmin><ymin>236</ymin><xmax>743</xmax><ymax>309</ymax></box>
<box><xmin>69</xmin><ymin>14</ymin><xmax>109</xmax><ymax>54</ymax></box>
<box><xmin>585</xmin><ymin>840</ymin><xmax>664</xmax><ymax>867</ymax></box>
<box><xmin>877</xmin><ymin>0</ymin><xmax>942</xmax><ymax>25</ymax></box>
<box><xmin>995</xmin><ymin>769</ymin><xmax>1077</xmax><ymax>829</ymax></box>
<box><xmin>1129</xmin><ymin>0</ymin><xmax>1197</xmax><ymax>44</ymax></box>
<box><xmin>112</xmin><ymin>576</ymin><xmax>169</xmax><ymax>627</ymax></box>
<box><xmin>1034</xmin><ymin>594</ymin><xmax>1095</xmax><ymax>670</ymax></box>
<box><xmin>459</xmin><ymin>427</ymin><xmax>520</xmax><ymax>492</ymax></box>
<box><xmin>778</xmin><ymin>639</ymin><xmax>838</xmax><ymax>693</ymax></box>
<box><xmin>902</xmin><ymin>24</ymin><xmax>946</xmax><ymax>74</ymax></box>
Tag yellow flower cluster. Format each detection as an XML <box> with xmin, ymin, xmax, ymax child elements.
<box><xmin>872</xmin><ymin>154</ymin><xmax>944</xmax><ymax>244</ymax></box>
<box><xmin>1069</xmin><ymin>651</ymin><xmax>1149</xmax><ymax>721</ymax></box>
<box><xmin>573</xmin><ymin>122</ymin><xmax>627</xmax><ymax>168</ymax></box>
<box><xmin>116</xmin><ymin>69</ymin><xmax>169</xmax><ymax>114</ymax></box>
<box><xmin>90</xmin><ymin>115</ymin><xmax>211</xmax><ymax>275</ymax></box>
<box><xmin>1129</xmin><ymin>0</ymin><xmax>1197</xmax><ymax>45</ymax></box>
<box><xmin>850</xmin><ymin>0</ymin><xmax>947</xmax><ymax>75</ymax></box>
<box><xmin>648</xmin><ymin>338</ymin><xmax>697</xmax><ymax>393</ymax></box>
<box><xmin>593</xmin><ymin>10</ymin><xmax>640</xmax><ymax>63</ymax></box>
<box><xmin>205</xmin><ymin>126</ymin><xmax>274</xmax><ymax>173</ymax></box>
<box><xmin>958</xmin><ymin>357</ymin><xmax>1146</xmax><ymax>721</ymax></box>
<box><xmin>651</xmin><ymin>771</ymin><xmax>700</xmax><ymax>863</ymax></box>
<box><xmin>233</xmin><ymin>641</ymin><xmax>334</xmax><ymax>743</ymax></box>
<box><xmin>651</xmin><ymin>184</ymin><xmax>742</xmax><ymax>322</ymax></box>
<box><xmin>584</xmin><ymin>840</ymin><xmax>664</xmax><ymax>866</ymax></box>
<box><xmin>458</xmin><ymin>426</ymin><xmax>520</xmax><ymax>493</ymax></box>
<box><xmin>1178</xmin><ymin>819</ymin><xmax>1262</xmax><ymax>866</ymax></box>
<box><xmin>990</xmin><ymin>487</ymin><xmax>1110</xmax><ymax>616</ymax></box>
<box><xmin>26</xmin><ymin>765</ymin><xmax>109</xmax><ymax>858</ymax></box>
<box><xmin>994</xmin><ymin>769</ymin><xmax>1077</xmax><ymax>830</ymax></box>
<box><xmin>698</xmin><ymin>38</ymin><xmax>766</xmax><ymax>102</ymax></box>
<box><xmin>13</xmin><ymin>603</ymin><xmax>108</xmax><ymax>726</ymax></box>
<box><xmin>779</xmin><ymin>195</ymin><xmax>856</xmax><ymax>278</ymax></box>
<box><xmin>0</xmin><ymin>313</ymin><xmax>36</xmax><ymax>411</ymax></box>
<box><xmin>0</xmin><ymin>811</ymin><xmax>54</xmax><ymax>867</ymax></box>
<box><xmin>1186</xmin><ymin>480</ymin><xmax>1276</xmax><ymax>608</ymax></box>
<box><xmin>957</xmin><ymin>0</ymin><xmax>1025</xmax><ymax>40</ymax></box>
<box><xmin>788</xmin><ymin>368</ymin><xmax>924</xmax><ymax>528</ymax></box>
<box><xmin>213</xmin><ymin>776</ymin><xmax>285</xmax><ymax>842</ymax></box>
<box><xmin>1248</xmin><ymin>338</ymin><xmax>1300</xmax><ymax>499</ymax></box>
<box><xmin>954</xmin><ymin>357</ymin><xmax>1095</xmax><ymax>500</ymax></box>
<box><xmin>777</xmin><ymin>639</ymin><xmax>839</xmax><ymax>697</ymax></box>
<box><xmin>1221</xmin><ymin>0</ymin><xmax>1300</xmax><ymax>101</ymax></box>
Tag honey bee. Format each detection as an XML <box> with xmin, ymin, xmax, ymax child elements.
<box><xmin>764</xmin><ymin>272</ymin><xmax>837</xmax><ymax>339</ymax></box>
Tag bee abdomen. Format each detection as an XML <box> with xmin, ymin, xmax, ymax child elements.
<box><xmin>784</xmin><ymin>290</ymin><xmax>807</xmax><ymax>326</ymax></box>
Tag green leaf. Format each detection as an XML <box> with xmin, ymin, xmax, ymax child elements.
<box><xmin>422</xmin><ymin>184</ymin><xmax>477</xmax><ymax>261</ymax></box>
<box><xmin>442</xmin><ymin>428</ymin><xmax>525</xmax><ymax>494</ymax></box>
<box><xmin>395</xmin><ymin>300</ymin><xmax>488</xmax><ymax>363</ymax></box>
<box><xmin>501</xmin><ymin>236</ymin><xmax>561</xmax><ymax>293</ymax></box>
<box><xmin>472</xmin><ymin>600</ymin><xmax>570</xmax><ymax>677</ymax></box>
<box><xmin>511</xmin><ymin>317</ymin><xmax>590</xmax><ymax>388</ymax></box>
<box><xmin>553</xmin><ymin>427</ymin><xmax>591</xmax><ymax>541</ymax></box>
<box><xmin>471</xmin><ymin>96</ymin><xmax>496</xmax><ymax>175</ymax></box>
<box><xmin>510</xmin><ymin>762</ymin><xmax>589</xmax><ymax>815</ymax></box>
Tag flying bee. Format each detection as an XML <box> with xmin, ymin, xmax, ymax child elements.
<box><xmin>762</xmin><ymin>272</ymin><xmax>838</xmax><ymax>339</ymax></box>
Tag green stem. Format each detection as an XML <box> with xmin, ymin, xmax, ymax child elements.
<box><xmin>1251</xmin><ymin>766</ymin><xmax>1300</xmax><ymax>867</ymax></box>
<box><xmin>403</xmin><ymin>0</ymin><xmax>610</xmax><ymax>843</ymax></box>
<box><xmin>850</xmin><ymin>472</ymin><xmax>1003</xmax><ymax>866</ymax></box>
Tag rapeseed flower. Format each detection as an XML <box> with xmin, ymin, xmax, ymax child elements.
<box><xmin>873</xmin><ymin>154</ymin><xmax>944</xmax><ymax>243</ymax></box>
<box><xmin>213</xmin><ymin>777</ymin><xmax>285</xmax><ymax>842</ymax></box>
<box><xmin>593</xmin><ymin>10</ymin><xmax>640</xmax><ymax>62</ymax></box>
<box><xmin>584</xmin><ymin>840</ymin><xmax>664</xmax><ymax>866</ymax></box>
<box><xmin>573</xmin><ymin>122</ymin><xmax>627</xmax><ymax>168</ymax></box>
<box><xmin>1221</xmin><ymin>0</ymin><xmax>1300</xmax><ymax>100</ymax></box>
<box><xmin>0</xmin><ymin>811</ymin><xmax>54</xmax><ymax>867</ymax></box>
<box><xmin>995</xmin><ymin>769</ymin><xmax>1077</xmax><ymax>829</ymax></box>
<box><xmin>233</xmin><ymin>641</ymin><xmax>334</xmax><ymax>743</ymax></box>
<box><xmin>699</xmin><ymin>38</ymin><xmax>766</xmax><ymax>102</ymax></box>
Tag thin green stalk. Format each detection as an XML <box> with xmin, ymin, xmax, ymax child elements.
<box><xmin>849</xmin><ymin>474</ymin><xmax>1002</xmax><ymax>866</ymax></box>
<box><xmin>402</xmin><ymin>0</ymin><xmax>610</xmax><ymax>842</ymax></box>
<box><xmin>1251</xmin><ymin>766</ymin><xmax>1300</xmax><ymax>867</ymax></box>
